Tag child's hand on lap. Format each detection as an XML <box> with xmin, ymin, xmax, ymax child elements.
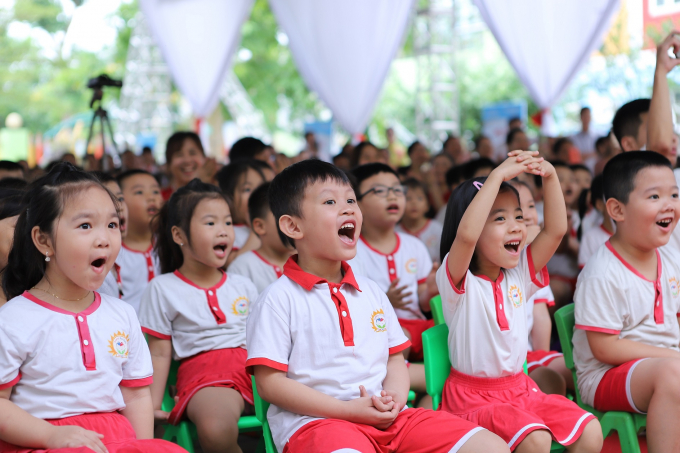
<box><xmin>346</xmin><ymin>385</ymin><xmax>399</xmax><ymax>430</ymax></box>
<box><xmin>46</xmin><ymin>425</ymin><xmax>108</xmax><ymax>453</ymax></box>
<box><xmin>386</xmin><ymin>278</ymin><xmax>412</xmax><ymax>309</ymax></box>
<box><xmin>154</xmin><ymin>409</ymin><xmax>170</xmax><ymax>423</ymax></box>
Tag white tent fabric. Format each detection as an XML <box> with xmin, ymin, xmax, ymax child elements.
<box><xmin>474</xmin><ymin>0</ymin><xmax>619</xmax><ymax>109</ymax></box>
<box><xmin>140</xmin><ymin>0</ymin><xmax>254</xmax><ymax>118</ymax></box>
<box><xmin>269</xmin><ymin>0</ymin><xmax>414</xmax><ymax>133</ymax></box>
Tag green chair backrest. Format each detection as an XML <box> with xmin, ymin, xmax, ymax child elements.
<box><xmin>430</xmin><ymin>295</ymin><xmax>444</xmax><ymax>326</ymax></box>
<box><xmin>252</xmin><ymin>376</ymin><xmax>270</xmax><ymax>424</ymax></box>
<box><xmin>422</xmin><ymin>323</ymin><xmax>451</xmax><ymax>409</ymax></box>
<box><xmin>554</xmin><ymin>303</ymin><xmax>586</xmax><ymax>408</ymax></box>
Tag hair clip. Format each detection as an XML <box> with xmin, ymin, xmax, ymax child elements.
<box><xmin>473</xmin><ymin>181</ymin><xmax>484</xmax><ymax>191</ymax></box>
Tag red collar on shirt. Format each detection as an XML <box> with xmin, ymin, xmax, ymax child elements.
<box><xmin>173</xmin><ymin>269</ymin><xmax>228</xmax><ymax>291</ymax></box>
<box><xmin>253</xmin><ymin>251</ymin><xmax>284</xmax><ymax>278</ymax></box>
<box><xmin>605</xmin><ymin>240</ymin><xmax>663</xmax><ymax>324</ymax></box>
<box><xmin>283</xmin><ymin>255</ymin><xmax>361</xmax><ymax>292</ymax></box>
<box><xmin>359</xmin><ymin>233</ymin><xmax>401</xmax><ymax>256</ymax></box>
<box><xmin>22</xmin><ymin>291</ymin><xmax>102</xmax><ymax>315</ymax></box>
<box><xmin>400</xmin><ymin>220</ymin><xmax>431</xmax><ymax>238</ymax></box>
<box><xmin>121</xmin><ymin>242</ymin><xmax>154</xmax><ymax>254</ymax></box>
<box><xmin>600</xmin><ymin>224</ymin><xmax>613</xmax><ymax>236</ymax></box>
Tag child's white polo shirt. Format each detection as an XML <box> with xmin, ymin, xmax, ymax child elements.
<box><xmin>578</xmin><ymin>225</ymin><xmax>612</xmax><ymax>269</ymax></box>
<box><xmin>526</xmin><ymin>285</ymin><xmax>555</xmax><ymax>351</ymax></box>
<box><xmin>0</xmin><ymin>292</ymin><xmax>153</xmax><ymax>420</ymax></box>
<box><xmin>666</xmin><ymin>169</ymin><xmax>680</xmax><ymax>252</ymax></box>
<box><xmin>227</xmin><ymin>250</ymin><xmax>283</xmax><ymax>294</ymax></box>
<box><xmin>348</xmin><ymin>232</ymin><xmax>433</xmax><ymax>320</ymax></box>
<box><xmin>436</xmin><ymin>247</ymin><xmax>549</xmax><ymax>378</ymax></box>
<box><xmin>139</xmin><ymin>270</ymin><xmax>257</xmax><ymax>361</ymax></box>
<box><xmin>573</xmin><ymin>241</ymin><xmax>680</xmax><ymax>407</ymax></box>
<box><xmin>396</xmin><ymin>219</ymin><xmax>444</xmax><ymax>263</ymax></box>
<box><xmin>116</xmin><ymin>244</ymin><xmax>160</xmax><ymax>313</ymax></box>
<box><xmin>233</xmin><ymin>224</ymin><xmax>251</xmax><ymax>251</ymax></box>
<box><xmin>245</xmin><ymin>256</ymin><xmax>410</xmax><ymax>453</ymax></box>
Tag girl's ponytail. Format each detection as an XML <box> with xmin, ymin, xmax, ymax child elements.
<box><xmin>3</xmin><ymin>163</ymin><xmax>111</xmax><ymax>300</ymax></box>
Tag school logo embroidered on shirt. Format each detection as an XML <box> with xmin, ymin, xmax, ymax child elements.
<box><xmin>108</xmin><ymin>331</ymin><xmax>129</xmax><ymax>358</ymax></box>
<box><xmin>231</xmin><ymin>296</ymin><xmax>250</xmax><ymax>316</ymax></box>
<box><xmin>670</xmin><ymin>277</ymin><xmax>680</xmax><ymax>298</ymax></box>
<box><xmin>508</xmin><ymin>285</ymin><xmax>523</xmax><ymax>308</ymax></box>
<box><xmin>371</xmin><ymin>309</ymin><xmax>387</xmax><ymax>332</ymax></box>
<box><xmin>405</xmin><ymin>258</ymin><xmax>417</xmax><ymax>274</ymax></box>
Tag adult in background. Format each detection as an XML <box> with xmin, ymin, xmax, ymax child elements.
<box><xmin>229</xmin><ymin>136</ymin><xmax>275</xmax><ymax>167</ymax></box>
<box><xmin>442</xmin><ymin>135</ymin><xmax>468</xmax><ymax>164</ymax></box>
<box><xmin>474</xmin><ymin>135</ymin><xmax>495</xmax><ymax>161</ymax></box>
<box><xmin>161</xmin><ymin>131</ymin><xmax>215</xmax><ymax>200</ymax></box>
<box><xmin>571</xmin><ymin>107</ymin><xmax>598</xmax><ymax>170</ymax></box>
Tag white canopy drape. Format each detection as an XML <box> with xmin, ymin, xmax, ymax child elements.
<box><xmin>268</xmin><ymin>0</ymin><xmax>414</xmax><ymax>133</ymax></box>
<box><xmin>140</xmin><ymin>0</ymin><xmax>254</xmax><ymax>118</ymax></box>
<box><xmin>473</xmin><ymin>0</ymin><xmax>619</xmax><ymax>110</ymax></box>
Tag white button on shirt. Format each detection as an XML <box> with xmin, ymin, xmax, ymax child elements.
<box><xmin>246</xmin><ymin>257</ymin><xmax>410</xmax><ymax>453</ymax></box>
<box><xmin>349</xmin><ymin>232</ymin><xmax>433</xmax><ymax>320</ymax></box>
<box><xmin>228</xmin><ymin>251</ymin><xmax>284</xmax><ymax>295</ymax></box>
<box><xmin>139</xmin><ymin>271</ymin><xmax>258</xmax><ymax>361</ymax></box>
<box><xmin>0</xmin><ymin>292</ymin><xmax>153</xmax><ymax>420</ymax></box>
<box><xmin>574</xmin><ymin>241</ymin><xmax>680</xmax><ymax>407</ymax></box>
<box><xmin>436</xmin><ymin>247</ymin><xmax>549</xmax><ymax>378</ymax></box>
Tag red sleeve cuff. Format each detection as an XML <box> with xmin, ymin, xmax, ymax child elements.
<box><xmin>527</xmin><ymin>245</ymin><xmax>550</xmax><ymax>288</ymax></box>
<box><xmin>142</xmin><ymin>327</ymin><xmax>171</xmax><ymax>340</ymax></box>
<box><xmin>417</xmin><ymin>277</ymin><xmax>428</xmax><ymax>285</ymax></box>
<box><xmin>120</xmin><ymin>376</ymin><xmax>153</xmax><ymax>387</ymax></box>
<box><xmin>0</xmin><ymin>372</ymin><xmax>21</xmax><ymax>390</ymax></box>
<box><xmin>245</xmin><ymin>358</ymin><xmax>288</xmax><ymax>376</ymax></box>
<box><xmin>575</xmin><ymin>324</ymin><xmax>621</xmax><ymax>335</ymax></box>
<box><xmin>445</xmin><ymin>256</ymin><xmax>466</xmax><ymax>295</ymax></box>
<box><xmin>533</xmin><ymin>298</ymin><xmax>555</xmax><ymax>307</ymax></box>
<box><xmin>389</xmin><ymin>340</ymin><xmax>411</xmax><ymax>355</ymax></box>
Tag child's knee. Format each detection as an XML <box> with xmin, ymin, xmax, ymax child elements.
<box><xmin>655</xmin><ymin>359</ymin><xmax>680</xmax><ymax>394</ymax></box>
<box><xmin>529</xmin><ymin>367</ymin><xmax>566</xmax><ymax>396</ymax></box>
<box><xmin>195</xmin><ymin>417</ymin><xmax>239</xmax><ymax>446</ymax></box>
<box><xmin>458</xmin><ymin>429</ymin><xmax>510</xmax><ymax>453</ymax></box>
<box><xmin>516</xmin><ymin>429</ymin><xmax>552</xmax><ymax>453</ymax></box>
<box><xmin>567</xmin><ymin>419</ymin><xmax>602</xmax><ymax>453</ymax></box>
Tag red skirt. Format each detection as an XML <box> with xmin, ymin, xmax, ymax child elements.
<box><xmin>0</xmin><ymin>412</ymin><xmax>183</xmax><ymax>452</ymax></box>
<box><xmin>169</xmin><ymin>347</ymin><xmax>253</xmax><ymax>425</ymax></box>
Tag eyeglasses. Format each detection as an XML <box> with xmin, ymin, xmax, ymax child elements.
<box><xmin>358</xmin><ymin>185</ymin><xmax>407</xmax><ymax>200</ymax></box>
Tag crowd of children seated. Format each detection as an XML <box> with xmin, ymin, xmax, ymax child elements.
<box><xmin>2</xmin><ymin>30</ymin><xmax>680</xmax><ymax>453</ymax></box>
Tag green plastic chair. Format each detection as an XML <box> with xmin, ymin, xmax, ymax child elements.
<box><xmin>430</xmin><ymin>295</ymin><xmax>444</xmax><ymax>326</ymax></box>
<box><xmin>555</xmin><ymin>304</ymin><xmax>646</xmax><ymax>453</ymax></box>
<box><xmin>252</xmin><ymin>376</ymin><xmax>277</xmax><ymax>453</ymax></box>
<box><xmin>422</xmin><ymin>323</ymin><xmax>564</xmax><ymax>452</ymax></box>
<box><xmin>161</xmin><ymin>360</ymin><xmax>263</xmax><ymax>452</ymax></box>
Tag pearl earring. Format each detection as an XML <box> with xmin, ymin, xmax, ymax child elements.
<box><xmin>45</xmin><ymin>252</ymin><xmax>50</xmax><ymax>262</ymax></box>
<box><xmin>180</xmin><ymin>243</ymin><xmax>184</xmax><ymax>246</ymax></box>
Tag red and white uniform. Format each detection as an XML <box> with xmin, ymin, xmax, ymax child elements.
<box><xmin>0</xmin><ymin>292</ymin><xmax>152</xmax><ymax>418</ymax></box>
<box><xmin>246</xmin><ymin>257</ymin><xmax>484</xmax><ymax>453</ymax></box>
<box><xmin>437</xmin><ymin>248</ymin><xmax>594</xmax><ymax>449</ymax></box>
<box><xmin>228</xmin><ymin>250</ymin><xmax>283</xmax><ymax>294</ymax></box>
<box><xmin>573</xmin><ymin>241</ymin><xmax>680</xmax><ymax>410</ymax></box>
<box><xmin>233</xmin><ymin>224</ymin><xmax>251</xmax><ymax>251</ymax></box>
<box><xmin>526</xmin><ymin>286</ymin><xmax>562</xmax><ymax>373</ymax></box>
<box><xmin>139</xmin><ymin>270</ymin><xmax>258</xmax><ymax>423</ymax></box>
<box><xmin>349</xmin><ymin>233</ymin><xmax>432</xmax><ymax>320</ymax></box>
<box><xmin>396</xmin><ymin>219</ymin><xmax>443</xmax><ymax>263</ymax></box>
<box><xmin>98</xmin><ymin>264</ymin><xmax>123</xmax><ymax>299</ymax></box>
<box><xmin>117</xmin><ymin>244</ymin><xmax>160</xmax><ymax>313</ymax></box>
<box><xmin>578</xmin><ymin>225</ymin><xmax>612</xmax><ymax>269</ymax></box>
<box><xmin>666</xmin><ymin>169</ymin><xmax>680</xmax><ymax>252</ymax></box>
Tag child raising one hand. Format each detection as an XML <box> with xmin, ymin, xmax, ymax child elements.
<box><xmin>140</xmin><ymin>179</ymin><xmax>258</xmax><ymax>453</ymax></box>
<box><xmin>437</xmin><ymin>152</ymin><xmax>603</xmax><ymax>453</ymax></box>
<box><xmin>0</xmin><ymin>163</ymin><xmax>181</xmax><ymax>453</ymax></box>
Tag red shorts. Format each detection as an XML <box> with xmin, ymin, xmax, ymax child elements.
<box><xmin>169</xmin><ymin>347</ymin><xmax>254</xmax><ymax>425</ymax></box>
<box><xmin>0</xmin><ymin>412</ymin><xmax>183</xmax><ymax>452</ymax></box>
<box><xmin>283</xmin><ymin>407</ymin><xmax>484</xmax><ymax>453</ymax></box>
<box><xmin>526</xmin><ymin>350</ymin><xmax>563</xmax><ymax>374</ymax></box>
<box><xmin>398</xmin><ymin>319</ymin><xmax>434</xmax><ymax>362</ymax></box>
<box><xmin>441</xmin><ymin>368</ymin><xmax>595</xmax><ymax>451</ymax></box>
<box><xmin>594</xmin><ymin>359</ymin><xmax>647</xmax><ymax>414</ymax></box>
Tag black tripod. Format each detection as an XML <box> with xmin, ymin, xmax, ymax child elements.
<box><xmin>85</xmin><ymin>87</ymin><xmax>119</xmax><ymax>159</ymax></box>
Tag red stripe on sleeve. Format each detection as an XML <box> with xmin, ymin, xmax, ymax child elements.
<box><xmin>389</xmin><ymin>340</ymin><xmax>412</xmax><ymax>355</ymax></box>
<box><xmin>575</xmin><ymin>324</ymin><xmax>621</xmax><ymax>335</ymax></box>
<box><xmin>245</xmin><ymin>358</ymin><xmax>289</xmax><ymax>376</ymax></box>
<box><xmin>0</xmin><ymin>372</ymin><xmax>21</xmax><ymax>390</ymax></box>
<box><xmin>142</xmin><ymin>327</ymin><xmax>171</xmax><ymax>340</ymax></box>
<box><xmin>120</xmin><ymin>376</ymin><xmax>153</xmax><ymax>387</ymax></box>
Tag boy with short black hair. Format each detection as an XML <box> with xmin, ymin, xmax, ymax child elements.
<box><xmin>116</xmin><ymin>169</ymin><xmax>162</xmax><ymax>312</ymax></box>
<box><xmin>349</xmin><ymin>163</ymin><xmax>434</xmax><ymax>363</ymax></box>
<box><xmin>612</xmin><ymin>99</ymin><xmax>651</xmax><ymax>152</ymax></box>
<box><xmin>573</xmin><ymin>151</ymin><xmax>680</xmax><ymax>451</ymax></box>
<box><xmin>246</xmin><ymin>159</ymin><xmax>508</xmax><ymax>453</ymax></box>
<box><xmin>228</xmin><ymin>183</ymin><xmax>294</xmax><ymax>294</ymax></box>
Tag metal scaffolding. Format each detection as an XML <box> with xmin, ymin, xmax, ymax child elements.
<box><xmin>219</xmin><ymin>71</ymin><xmax>270</xmax><ymax>143</ymax></box>
<box><xmin>413</xmin><ymin>0</ymin><xmax>459</xmax><ymax>150</ymax></box>
<box><xmin>116</xmin><ymin>13</ymin><xmax>174</xmax><ymax>158</ymax></box>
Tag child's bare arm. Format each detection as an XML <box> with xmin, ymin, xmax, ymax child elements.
<box><xmin>0</xmin><ymin>388</ymin><xmax>107</xmax><ymax>453</ymax></box>
<box><xmin>381</xmin><ymin>353</ymin><xmax>410</xmax><ymax>409</ymax></box>
<box><xmin>531</xmin><ymin>303</ymin><xmax>552</xmax><ymax>352</ymax></box>
<box><xmin>254</xmin><ymin>366</ymin><xmax>398</xmax><ymax>428</ymax></box>
<box><xmin>119</xmin><ymin>386</ymin><xmax>154</xmax><ymax>439</ymax></box>
<box><xmin>146</xmin><ymin>336</ymin><xmax>172</xmax><ymax>421</ymax></box>
<box><xmin>446</xmin><ymin>152</ymin><xmax>541</xmax><ymax>287</ymax></box>
<box><xmin>647</xmin><ymin>32</ymin><xmax>680</xmax><ymax>156</ymax></box>
<box><xmin>528</xmin><ymin>161</ymin><xmax>567</xmax><ymax>272</ymax></box>
<box><xmin>586</xmin><ymin>331</ymin><xmax>680</xmax><ymax>366</ymax></box>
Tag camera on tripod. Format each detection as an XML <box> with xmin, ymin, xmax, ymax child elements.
<box><xmin>85</xmin><ymin>74</ymin><xmax>123</xmax><ymax>159</ymax></box>
<box><xmin>87</xmin><ymin>74</ymin><xmax>123</xmax><ymax>90</ymax></box>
